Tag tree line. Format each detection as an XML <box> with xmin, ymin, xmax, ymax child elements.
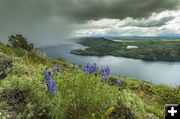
<box><xmin>8</xmin><ymin>34</ymin><xmax>33</xmax><ymax>51</ymax></box>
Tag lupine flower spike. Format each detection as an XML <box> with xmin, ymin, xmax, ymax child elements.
<box><xmin>102</xmin><ymin>70</ymin><xmax>108</xmax><ymax>81</ymax></box>
<box><xmin>116</xmin><ymin>79</ymin><xmax>121</xmax><ymax>86</ymax></box>
<box><xmin>52</xmin><ymin>64</ymin><xmax>57</xmax><ymax>74</ymax></box>
<box><xmin>51</xmin><ymin>81</ymin><xmax>56</xmax><ymax>93</ymax></box>
<box><xmin>83</xmin><ymin>63</ymin><xmax>97</xmax><ymax>75</ymax></box>
<box><xmin>83</xmin><ymin>64</ymin><xmax>90</xmax><ymax>75</ymax></box>
<box><xmin>106</xmin><ymin>66</ymin><xmax>110</xmax><ymax>75</ymax></box>
<box><xmin>100</xmin><ymin>66</ymin><xmax>111</xmax><ymax>81</ymax></box>
<box><xmin>90</xmin><ymin>64</ymin><xmax>96</xmax><ymax>73</ymax></box>
<box><xmin>44</xmin><ymin>68</ymin><xmax>56</xmax><ymax>94</ymax></box>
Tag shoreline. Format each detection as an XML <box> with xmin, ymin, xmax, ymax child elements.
<box><xmin>71</xmin><ymin>38</ymin><xmax>180</xmax><ymax>62</ymax></box>
<box><xmin>70</xmin><ymin>50</ymin><xmax>180</xmax><ymax>62</ymax></box>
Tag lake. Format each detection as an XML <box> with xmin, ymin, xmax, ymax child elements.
<box><xmin>40</xmin><ymin>42</ymin><xmax>180</xmax><ymax>87</ymax></box>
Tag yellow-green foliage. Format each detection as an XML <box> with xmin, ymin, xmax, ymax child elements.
<box><xmin>0</xmin><ymin>46</ymin><xmax>120</xmax><ymax>119</ymax></box>
<box><xmin>10</xmin><ymin>58</ymin><xmax>29</xmax><ymax>76</ymax></box>
<box><xmin>118</xmin><ymin>90</ymin><xmax>145</xmax><ymax>119</ymax></box>
<box><xmin>156</xmin><ymin>84</ymin><xmax>180</xmax><ymax>104</ymax></box>
<box><xmin>0</xmin><ymin>44</ymin><xmax>15</xmax><ymax>56</ymax></box>
<box><xmin>0</xmin><ymin>43</ymin><xmax>180</xmax><ymax>119</ymax></box>
<box><xmin>0</xmin><ymin>57</ymin><xmax>52</xmax><ymax>118</ymax></box>
<box><xmin>51</xmin><ymin>71</ymin><xmax>119</xmax><ymax>119</ymax></box>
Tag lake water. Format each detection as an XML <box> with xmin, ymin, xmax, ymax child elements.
<box><xmin>40</xmin><ymin>42</ymin><xmax>180</xmax><ymax>87</ymax></box>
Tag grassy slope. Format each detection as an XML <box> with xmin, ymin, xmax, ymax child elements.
<box><xmin>71</xmin><ymin>38</ymin><xmax>180</xmax><ymax>61</ymax></box>
<box><xmin>0</xmin><ymin>43</ymin><xmax>180</xmax><ymax>119</ymax></box>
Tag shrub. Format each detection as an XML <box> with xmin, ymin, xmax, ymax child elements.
<box><xmin>0</xmin><ymin>44</ymin><xmax>15</xmax><ymax>56</ymax></box>
<box><xmin>144</xmin><ymin>105</ymin><xmax>162</xmax><ymax>118</ymax></box>
<box><xmin>140</xmin><ymin>82</ymin><xmax>155</xmax><ymax>94</ymax></box>
<box><xmin>50</xmin><ymin>71</ymin><xmax>119</xmax><ymax>119</ymax></box>
<box><xmin>118</xmin><ymin>90</ymin><xmax>145</xmax><ymax>119</ymax></box>
<box><xmin>13</xmin><ymin>48</ymin><xmax>27</xmax><ymax>57</ymax></box>
<box><xmin>156</xmin><ymin>85</ymin><xmax>180</xmax><ymax>104</ymax></box>
<box><xmin>0</xmin><ymin>52</ymin><xmax>12</xmax><ymax>79</ymax></box>
<box><xmin>10</xmin><ymin>58</ymin><xmax>29</xmax><ymax>76</ymax></box>
<box><xmin>28</xmin><ymin>49</ymin><xmax>47</xmax><ymax>65</ymax></box>
<box><xmin>0</xmin><ymin>74</ymin><xmax>52</xmax><ymax>119</ymax></box>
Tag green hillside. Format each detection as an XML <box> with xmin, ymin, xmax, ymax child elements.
<box><xmin>71</xmin><ymin>38</ymin><xmax>180</xmax><ymax>61</ymax></box>
<box><xmin>0</xmin><ymin>38</ymin><xmax>180</xmax><ymax>119</ymax></box>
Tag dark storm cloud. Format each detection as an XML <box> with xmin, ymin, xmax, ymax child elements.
<box><xmin>0</xmin><ymin>0</ymin><xmax>180</xmax><ymax>46</ymax></box>
<box><xmin>127</xmin><ymin>16</ymin><xmax>175</xmax><ymax>27</ymax></box>
<box><xmin>54</xmin><ymin>0</ymin><xmax>180</xmax><ymax>22</ymax></box>
<box><xmin>0</xmin><ymin>0</ymin><xmax>179</xmax><ymax>30</ymax></box>
<box><xmin>0</xmin><ymin>0</ymin><xmax>179</xmax><ymax>29</ymax></box>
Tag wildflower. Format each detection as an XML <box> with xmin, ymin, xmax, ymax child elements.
<box><xmin>105</xmin><ymin>66</ymin><xmax>110</xmax><ymax>75</ymax></box>
<box><xmin>51</xmin><ymin>81</ymin><xmax>56</xmax><ymax>93</ymax></box>
<box><xmin>116</xmin><ymin>79</ymin><xmax>121</xmax><ymax>86</ymax></box>
<box><xmin>44</xmin><ymin>68</ymin><xmax>56</xmax><ymax>94</ymax></box>
<box><xmin>87</xmin><ymin>63</ymin><xmax>91</xmax><ymax>70</ymax></box>
<box><xmin>83</xmin><ymin>63</ymin><xmax>90</xmax><ymax>74</ymax></box>
<box><xmin>44</xmin><ymin>67</ymin><xmax>49</xmax><ymax>78</ymax></box>
<box><xmin>52</xmin><ymin>64</ymin><xmax>57</xmax><ymax>74</ymax></box>
<box><xmin>90</xmin><ymin>64</ymin><xmax>96</xmax><ymax>73</ymax></box>
<box><xmin>101</xmin><ymin>70</ymin><xmax>108</xmax><ymax>81</ymax></box>
<box><xmin>45</xmin><ymin>71</ymin><xmax>53</xmax><ymax>93</ymax></box>
<box><xmin>100</xmin><ymin>66</ymin><xmax>111</xmax><ymax>81</ymax></box>
<box><xmin>100</xmin><ymin>66</ymin><xmax>104</xmax><ymax>74</ymax></box>
<box><xmin>46</xmin><ymin>78</ymin><xmax>52</xmax><ymax>92</ymax></box>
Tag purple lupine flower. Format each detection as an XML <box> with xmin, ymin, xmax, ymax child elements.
<box><xmin>90</xmin><ymin>64</ymin><xmax>96</xmax><ymax>73</ymax></box>
<box><xmin>44</xmin><ymin>68</ymin><xmax>49</xmax><ymax>78</ymax></box>
<box><xmin>83</xmin><ymin>63</ymin><xmax>90</xmax><ymax>75</ymax></box>
<box><xmin>116</xmin><ymin>79</ymin><xmax>121</xmax><ymax>86</ymax></box>
<box><xmin>100</xmin><ymin>67</ymin><xmax>104</xmax><ymax>77</ymax></box>
<box><xmin>101</xmin><ymin>70</ymin><xmax>108</xmax><ymax>81</ymax></box>
<box><xmin>44</xmin><ymin>68</ymin><xmax>56</xmax><ymax>94</ymax></box>
<box><xmin>46</xmin><ymin>79</ymin><xmax>52</xmax><ymax>92</ymax></box>
<box><xmin>100</xmin><ymin>66</ymin><xmax>111</xmax><ymax>81</ymax></box>
<box><xmin>83</xmin><ymin>67</ymin><xmax>89</xmax><ymax>75</ymax></box>
<box><xmin>87</xmin><ymin>63</ymin><xmax>91</xmax><ymax>71</ymax></box>
<box><xmin>51</xmin><ymin>81</ymin><xmax>56</xmax><ymax>93</ymax></box>
<box><xmin>100</xmin><ymin>66</ymin><xmax>104</xmax><ymax>74</ymax></box>
<box><xmin>105</xmin><ymin>66</ymin><xmax>110</xmax><ymax>75</ymax></box>
<box><xmin>52</xmin><ymin>64</ymin><xmax>57</xmax><ymax>74</ymax></box>
<box><xmin>44</xmin><ymin>69</ymin><xmax>52</xmax><ymax>92</ymax></box>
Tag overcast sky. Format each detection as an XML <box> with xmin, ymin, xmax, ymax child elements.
<box><xmin>0</xmin><ymin>0</ymin><xmax>180</xmax><ymax>47</ymax></box>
